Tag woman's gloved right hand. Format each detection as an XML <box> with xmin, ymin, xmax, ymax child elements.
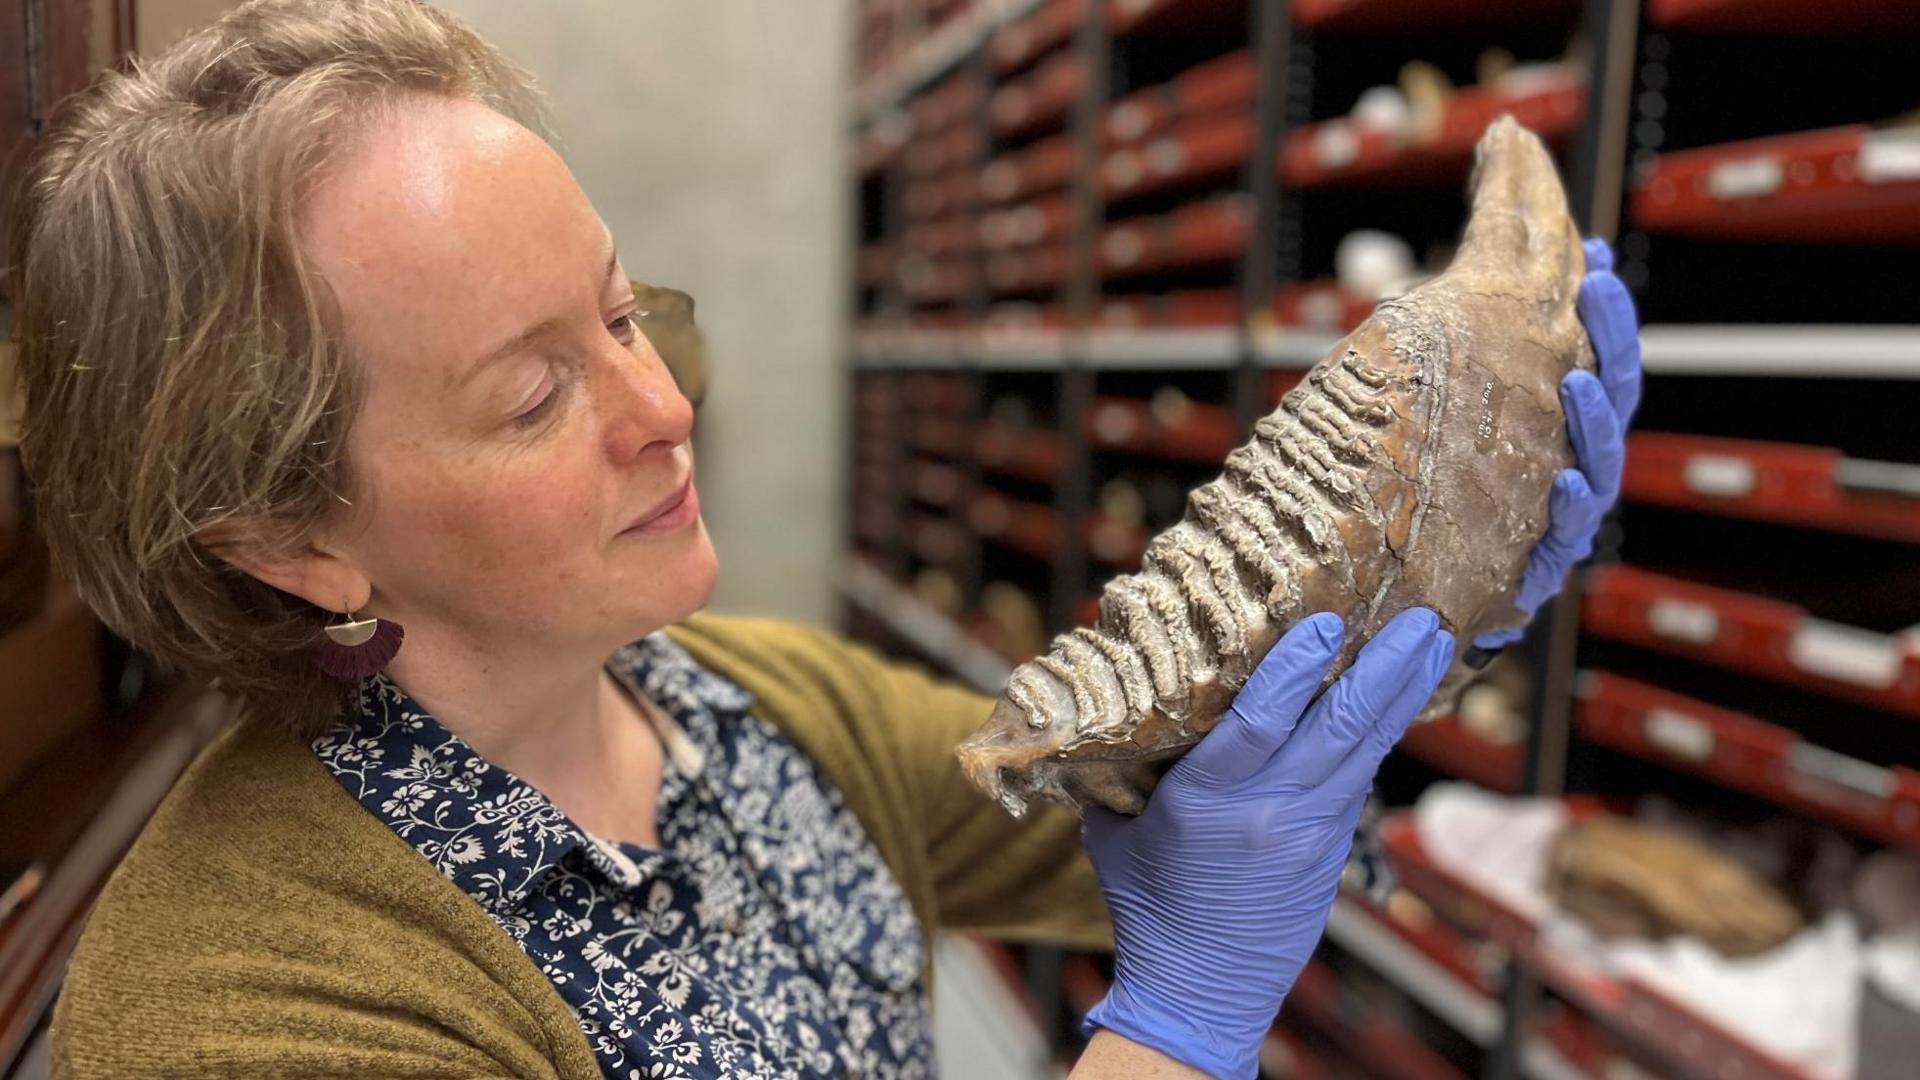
<box><xmin>1080</xmin><ymin>608</ymin><xmax>1455</xmax><ymax>1080</ymax></box>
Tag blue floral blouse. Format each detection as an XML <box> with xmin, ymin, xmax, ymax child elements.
<box><xmin>311</xmin><ymin>632</ymin><xmax>933</xmax><ymax>1079</ymax></box>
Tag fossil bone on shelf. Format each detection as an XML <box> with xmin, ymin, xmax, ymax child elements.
<box><xmin>957</xmin><ymin>117</ymin><xmax>1596</xmax><ymax>818</ymax></box>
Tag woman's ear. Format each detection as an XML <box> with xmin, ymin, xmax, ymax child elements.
<box><xmin>195</xmin><ymin>518</ymin><xmax>371</xmax><ymax>614</ymax></box>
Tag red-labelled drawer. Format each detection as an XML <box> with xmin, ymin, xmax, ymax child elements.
<box><xmin>1085</xmin><ymin>511</ymin><xmax>1148</xmax><ymax>569</ymax></box>
<box><xmin>904</xmin><ymin>173</ymin><xmax>979</xmax><ymax>220</ymax></box>
<box><xmin>1284</xmin><ymin>961</ymin><xmax>1469</xmax><ymax>1080</ymax></box>
<box><xmin>1577</xmin><ymin>669</ymin><xmax>1920</xmax><ymax>850</ymax></box>
<box><xmin>901</xmin><ymin>217</ymin><xmax>975</xmax><ymax>259</ymax></box>
<box><xmin>855</xmin><ymin>129</ymin><xmax>904</xmax><ymax>176</ymax></box>
<box><xmin>1085</xmin><ymin>394</ymin><xmax>1240</xmax><ymax>464</ymax></box>
<box><xmin>906</xmin><ymin>513</ymin><xmax>968</xmax><ymax>565</ymax></box>
<box><xmin>853</xmin><ymin>506</ymin><xmax>896</xmax><ymax>547</ymax></box>
<box><xmin>1582</xmin><ymin>564</ymin><xmax>1920</xmax><ymax>719</ymax></box>
<box><xmin>1650</xmin><ymin>0</ymin><xmax>1920</xmax><ymax>33</ymax></box>
<box><xmin>901</xmin><ymin>373</ymin><xmax>969</xmax><ymax>414</ymax></box>
<box><xmin>907</xmin><ymin>416</ymin><xmax>967</xmax><ymax>458</ymax></box>
<box><xmin>857</xmin><ymin>243</ymin><xmax>892</xmax><ymax>287</ymax></box>
<box><xmin>1162</xmin><ymin>288</ymin><xmax>1241</xmax><ymax>327</ymax></box>
<box><xmin>903</xmin><ymin>137</ymin><xmax>948</xmax><ymax>178</ymax></box>
<box><xmin>1108</xmin><ymin>0</ymin><xmax>1247</xmax><ymax>36</ymax></box>
<box><xmin>1173</xmin><ymin>48</ymin><xmax>1258</xmax><ymax>116</ymax></box>
<box><xmin>1630</xmin><ymin>125</ymin><xmax>1920</xmax><ymax>243</ymax></box>
<box><xmin>978</xmin><ymin>194</ymin><xmax>1073</xmax><ymax>250</ymax></box>
<box><xmin>1293</xmin><ymin>0</ymin><xmax>1576</xmax><ymax>29</ymax></box>
<box><xmin>1267</xmin><ymin>369</ymin><xmax>1308</xmax><ymax>406</ymax></box>
<box><xmin>910</xmin><ymin>72</ymin><xmax>984</xmax><ymax>137</ymax></box>
<box><xmin>1274</xmin><ymin>279</ymin><xmax>1375</xmax><ymax>332</ymax></box>
<box><xmin>1397</xmin><ymin>714</ymin><xmax>1524</xmax><ymax>794</ymax></box>
<box><xmin>982</xmin><ymin>135</ymin><xmax>1077</xmax><ymax>204</ymax></box>
<box><xmin>1281</xmin><ymin>67</ymin><xmax>1586</xmax><ymax>189</ymax></box>
<box><xmin>987</xmin><ymin>0</ymin><xmax>1082</xmax><ymax>75</ymax></box>
<box><xmin>1100</xmin><ymin>195</ymin><xmax>1251</xmax><ymax>278</ymax></box>
<box><xmin>1623</xmin><ymin>432</ymin><xmax>1920</xmax><ymax>544</ymax></box>
<box><xmin>1104</xmin><ymin>87</ymin><xmax>1178</xmax><ymax>147</ymax></box>
<box><xmin>968</xmin><ymin>491</ymin><xmax>1062</xmax><ymax>560</ymax></box>
<box><xmin>989</xmin><ymin>54</ymin><xmax>1086</xmax><ymax>140</ymax></box>
<box><xmin>983</xmin><ymin>244</ymin><xmax>1070</xmax><ymax>296</ymax></box>
<box><xmin>973</xmin><ymin>422</ymin><xmax>1064</xmax><ymax>484</ymax></box>
<box><xmin>1102</xmin><ymin>112</ymin><xmax>1255</xmax><ymax>202</ymax></box>
<box><xmin>900</xmin><ymin>257</ymin><xmax>973</xmax><ymax>304</ymax></box>
<box><xmin>904</xmin><ymin>460</ymin><xmax>967</xmax><ymax>509</ymax></box>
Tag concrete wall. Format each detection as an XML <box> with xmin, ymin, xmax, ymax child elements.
<box><xmin>441</xmin><ymin>1</ymin><xmax>852</xmax><ymax>627</ymax></box>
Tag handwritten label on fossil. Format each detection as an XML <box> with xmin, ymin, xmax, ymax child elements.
<box><xmin>1474</xmin><ymin>379</ymin><xmax>1506</xmax><ymax>453</ymax></box>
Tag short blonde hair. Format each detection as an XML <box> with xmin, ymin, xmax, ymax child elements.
<box><xmin>7</xmin><ymin>0</ymin><xmax>547</xmax><ymax>736</ymax></box>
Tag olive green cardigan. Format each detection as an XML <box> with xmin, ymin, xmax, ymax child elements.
<box><xmin>50</xmin><ymin>614</ymin><xmax>1111</xmax><ymax>1079</ymax></box>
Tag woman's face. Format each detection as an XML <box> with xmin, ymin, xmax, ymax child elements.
<box><xmin>299</xmin><ymin>94</ymin><xmax>715</xmax><ymax>660</ymax></box>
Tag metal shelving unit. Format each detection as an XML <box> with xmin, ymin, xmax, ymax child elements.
<box><xmin>845</xmin><ymin>2</ymin><xmax>1920</xmax><ymax>1077</ymax></box>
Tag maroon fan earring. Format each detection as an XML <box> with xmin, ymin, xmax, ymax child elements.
<box><xmin>316</xmin><ymin>600</ymin><xmax>404</xmax><ymax>680</ymax></box>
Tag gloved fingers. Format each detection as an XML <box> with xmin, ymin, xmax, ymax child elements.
<box><xmin>1473</xmin><ymin>623</ymin><xmax>1526</xmax><ymax>650</ymax></box>
<box><xmin>1321</xmin><ymin>633</ymin><xmax>1455</xmax><ymax>797</ymax></box>
<box><xmin>1576</xmin><ymin>264</ymin><xmax>1643</xmax><ymax>423</ymax></box>
<box><xmin>1582</xmin><ymin>237</ymin><xmax>1615</xmax><ymax>273</ymax></box>
<box><xmin>1543</xmin><ymin>468</ymin><xmax>1603</xmax><ymax>548</ymax></box>
<box><xmin>1271</xmin><ymin>608</ymin><xmax>1442</xmax><ymax>787</ymax></box>
<box><xmin>1176</xmin><ymin>613</ymin><xmax>1344</xmax><ymax>789</ymax></box>
<box><xmin>1563</xmin><ymin>371</ymin><xmax>1624</xmax><ymax>502</ymax></box>
<box><xmin>1512</xmin><ymin>534</ymin><xmax>1586</xmax><ymax>616</ymax></box>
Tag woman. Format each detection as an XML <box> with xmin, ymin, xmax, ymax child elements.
<box><xmin>9</xmin><ymin>2</ymin><xmax>1638</xmax><ymax>1078</ymax></box>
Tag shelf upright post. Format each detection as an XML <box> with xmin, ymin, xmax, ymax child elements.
<box><xmin>1488</xmin><ymin>4</ymin><xmax>1643</xmax><ymax>1078</ymax></box>
<box><xmin>1021</xmin><ymin>2</ymin><xmax>1113</xmax><ymax>1058</ymax></box>
<box><xmin>956</xmin><ymin>46</ymin><xmax>995</xmax><ymax>613</ymax></box>
<box><xmin>1233</xmin><ymin>0</ymin><xmax>1297</xmax><ymax>435</ymax></box>
<box><xmin>1046</xmin><ymin>3</ymin><xmax>1110</xmax><ymax>637</ymax></box>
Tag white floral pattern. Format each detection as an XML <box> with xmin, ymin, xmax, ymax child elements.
<box><xmin>312</xmin><ymin>633</ymin><xmax>932</xmax><ymax>1079</ymax></box>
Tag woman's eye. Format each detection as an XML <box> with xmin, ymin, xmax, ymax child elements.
<box><xmin>511</xmin><ymin>386</ymin><xmax>558</xmax><ymax>429</ymax></box>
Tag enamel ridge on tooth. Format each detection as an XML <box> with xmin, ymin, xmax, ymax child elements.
<box><xmin>957</xmin><ymin>118</ymin><xmax>1597</xmax><ymax>818</ymax></box>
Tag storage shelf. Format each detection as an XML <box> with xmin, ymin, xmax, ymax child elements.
<box><xmin>982</xmin><ymin>135</ymin><xmax>1076</xmax><ymax>205</ymax></box>
<box><xmin>1286</xmin><ymin>961</ymin><xmax>1470</xmax><ymax>1080</ymax></box>
<box><xmin>973</xmin><ymin>421</ymin><xmax>1065</xmax><ymax>483</ymax></box>
<box><xmin>1293</xmin><ymin>0</ymin><xmax>1579</xmax><ymax>31</ymax></box>
<box><xmin>1085</xmin><ymin>511</ymin><xmax>1148</xmax><ymax>568</ymax></box>
<box><xmin>1099</xmin><ymin>195</ymin><xmax>1252</xmax><ymax>279</ymax></box>
<box><xmin>1081</xmin><ymin>326</ymin><xmax>1242</xmax><ymax>367</ymax></box>
<box><xmin>1085</xmin><ymin>394</ymin><xmax>1240</xmax><ymax>464</ymax></box>
<box><xmin>840</xmin><ymin>557</ymin><xmax>1013</xmax><ymax>693</ymax></box>
<box><xmin>1104</xmin><ymin>48</ymin><xmax>1257</xmax><ymax>148</ymax></box>
<box><xmin>1280</xmin><ymin>68</ymin><xmax>1586</xmax><ymax>190</ymax></box>
<box><xmin>1582</xmin><ymin>563</ymin><xmax>1920</xmax><ymax>720</ymax></box>
<box><xmin>967</xmin><ymin>490</ymin><xmax>1062</xmax><ymax>560</ymax></box>
<box><xmin>1624</xmin><ymin>432</ymin><xmax>1920</xmax><ymax>544</ymax></box>
<box><xmin>986</xmin><ymin>0</ymin><xmax>1079</xmax><ymax>75</ymax></box>
<box><xmin>1102</xmin><ymin>112</ymin><xmax>1255</xmax><ymax>202</ymax></box>
<box><xmin>1380</xmin><ymin>808</ymin><xmax>1823</xmax><ymax>1080</ymax></box>
<box><xmin>905</xmin><ymin>459</ymin><xmax>967</xmax><ymax>509</ymax></box>
<box><xmin>1323</xmin><ymin>895</ymin><xmax>1503</xmax><ymax>1044</ymax></box>
<box><xmin>853</xmin><ymin>0</ymin><xmax>1047</xmax><ymax>120</ymax></box>
<box><xmin>1398</xmin><ymin>715</ymin><xmax>1525</xmax><ymax>794</ymax></box>
<box><xmin>1637</xmin><ymin>324</ymin><xmax>1920</xmax><ymax>378</ymax></box>
<box><xmin>1576</xmin><ymin>669</ymin><xmax>1920</xmax><ymax>851</ymax></box>
<box><xmin>1631</xmin><ymin>125</ymin><xmax>1920</xmax><ymax>243</ymax></box>
<box><xmin>988</xmin><ymin>53</ymin><xmax>1085</xmax><ymax>140</ymax></box>
<box><xmin>1648</xmin><ymin>0</ymin><xmax>1920</xmax><ymax>35</ymax></box>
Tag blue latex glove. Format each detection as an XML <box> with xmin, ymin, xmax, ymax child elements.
<box><xmin>1475</xmin><ymin>237</ymin><xmax>1643</xmax><ymax>649</ymax></box>
<box><xmin>1081</xmin><ymin>608</ymin><xmax>1455</xmax><ymax>1079</ymax></box>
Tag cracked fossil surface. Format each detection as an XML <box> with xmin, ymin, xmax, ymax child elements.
<box><xmin>957</xmin><ymin>118</ymin><xmax>1596</xmax><ymax>817</ymax></box>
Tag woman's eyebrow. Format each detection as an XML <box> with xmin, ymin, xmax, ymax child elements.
<box><xmin>457</xmin><ymin>246</ymin><xmax>623</xmax><ymax>388</ymax></box>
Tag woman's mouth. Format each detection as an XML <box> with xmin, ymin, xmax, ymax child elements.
<box><xmin>619</xmin><ymin>477</ymin><xmax>699</xmax><ymax>537</ymax></box>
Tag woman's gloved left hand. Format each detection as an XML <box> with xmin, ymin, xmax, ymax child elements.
<box><xmin>1475</xmin><ymin>237</ymin><xmax>1643</xmax><ymax>650</ymax></box>
<box><xmin>1080</xmin><ymin>608</ymin><xmax>1455</xmax><ymax>1079</ymax></box>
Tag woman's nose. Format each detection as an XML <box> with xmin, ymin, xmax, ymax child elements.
<box><xmin>597</xmin><ymin>335</ymin><xmax>694</xmax><ymax>465</ymax></box>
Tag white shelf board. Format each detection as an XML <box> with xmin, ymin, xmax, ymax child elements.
<box><xmin>1252</xmin><ymin>326</ymin><xmax>1343</xmax><ymax>369</ymax></box>
<box><xmin>1323</xmin><ymin>897</ymin><xmax>1503</xmax><ymax>1047</ymax></box>
<box><xmin>1081</xmin><ymin>326</ymin><xmax>1241</xmax><ymax>368</ymax></box>
<box><xmin>841</xmin><ymin>557</ymin><xmax>1013</xmax><ymax>694</ymax></box>
<box><xmin>1640</xmin><ymin>324</ymin><xmax>1920</xmax><ymax>379</ymax></box>
<box><xmin>973</xmin><ymin>332</ymin><xmax>1069</xmax><ymax>370</ymax></box>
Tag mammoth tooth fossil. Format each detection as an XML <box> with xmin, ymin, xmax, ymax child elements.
<box><xmin>957</xmin><ymin>117</ymin><xmax>1596</xmax><ymax>817</ymax></box>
